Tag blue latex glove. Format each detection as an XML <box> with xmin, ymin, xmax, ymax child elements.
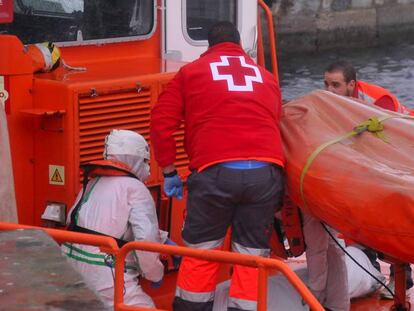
<box><xmin>151</xmin><ymin>279</ymin><xmax>163</xmax><ymax>288</ymax></box>
<box><xmin>164</xmin><ymin>174</ymin><xmax>183</xmax><ymax>199</ymax></box>
<box><xmin>165</xmin><ymin>238</ymin><xmax>177</xmax><ymax>246</ymax></box>
<box><xmin>165</xmin><ymin>238</ymin><xmax>182</xmax><ymax>269</ymax></box>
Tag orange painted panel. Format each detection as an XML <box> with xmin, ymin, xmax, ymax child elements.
<box><xmin>6</xmin><ymin>75</ymin><xmax>35</xmax><ymax>224</ymax></box>
<box><xmin>0</xmin><ymin>35</ymin><xmax>32</xmax><ymax>74</ymax></box>
<box><xmin>1</xmin><ymin>18</ymin><xmax>188</xmax><ymax>226</ymax></box>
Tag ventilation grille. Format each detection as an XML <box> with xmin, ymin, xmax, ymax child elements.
<box><xmin>78</xmin><ymin>88</ymin><xmax>152</xmax><ymax>164</ymax></box>
<box><xmin>77</xmin><ymin>86</ymin><xmax>189</xmax><ymax>174</ymax></box>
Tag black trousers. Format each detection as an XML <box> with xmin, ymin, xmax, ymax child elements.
<box><xmin>183</xmin><ymin>164</ymin><xmax>285</xmax><ymax>249</ymax></box>
<box><xmin>173</xmin><ymin>164</ymin><xmax>285</xmax><ymax>311</ymax></box>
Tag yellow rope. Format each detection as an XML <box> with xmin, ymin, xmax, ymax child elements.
<box><xmin>299</xmin><ymin>115</ymin><xmax>414</xmax><ymax>209</ymax></box>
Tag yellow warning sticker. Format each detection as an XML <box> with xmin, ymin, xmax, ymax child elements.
<box><xmin>49</xmin><ymin>165</ymin><xmax>65</xmax><ymax>185</ymax></box>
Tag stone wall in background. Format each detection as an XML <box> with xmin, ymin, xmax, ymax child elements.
<box><xmin>266</xmin><ymin>0</ymin><xmax>414</xmax><ymax>55</ymax></box>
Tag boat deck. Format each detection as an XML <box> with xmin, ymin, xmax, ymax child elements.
<box><xmin>143</xmin><ymin>256</ymin><xmax>413</xmax><ymax>310</ymax></box>
<box><xmin>287</xmin><ymin>256</ymin><xmax>413</xmax><ymax>311</ymax></box>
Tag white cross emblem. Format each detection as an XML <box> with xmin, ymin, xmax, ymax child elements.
<box><xmin>210</xmin><ymin>56</ymin><xmax>263</xmax><ymax>92</ymax></box>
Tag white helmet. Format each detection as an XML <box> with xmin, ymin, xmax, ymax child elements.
<box><xmin>104</xmin><ymin>129</ymin><xmax>150</xmax><ymax>181</ymax></box>
<box><xmin>104</xmin><ymin>129</ymin><xmax>149</xmax><ymax>160</ymax></box>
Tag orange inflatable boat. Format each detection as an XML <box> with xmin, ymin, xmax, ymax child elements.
<box><xmin>281</xmin><ymin>90</ymin><xmax>414</xmax><ymax>263</ymax></box>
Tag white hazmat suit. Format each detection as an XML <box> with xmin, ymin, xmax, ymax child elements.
<box><xmin>62</xmin><ymin>129</ymin><xmax>165</xmax><ymax>308</ymax></box>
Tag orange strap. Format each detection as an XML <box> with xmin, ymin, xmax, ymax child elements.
<box><xmin>281</xmin><ymin>197</ymin><xmax>305</xmax><ymax>257</ymax></box>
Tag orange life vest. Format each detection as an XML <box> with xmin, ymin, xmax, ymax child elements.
<box><xmin>355</xmin><ymin>80</ymin><xmax>413</xmax><ymax>115</ymax></box>
<box><xmin>81</xmin><ymin>159</ymin><xmax>137</xmax><ymax>180</ymax></box>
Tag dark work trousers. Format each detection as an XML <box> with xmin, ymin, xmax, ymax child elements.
<box><xmin>173</xmin><ymin>164</ymin><xmax>285</xmax><ymax>311</ymax></box>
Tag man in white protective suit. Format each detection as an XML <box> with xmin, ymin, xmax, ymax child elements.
<box><xmin>62</xmin><ymin>129</ymin><xmax>167</xmax><ymax>308</ymax></box>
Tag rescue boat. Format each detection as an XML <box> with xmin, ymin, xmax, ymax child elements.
<box><xmin>0</xmin><ymin>0</ymin><xmax>412</xmax><ymax>310</ymax></box>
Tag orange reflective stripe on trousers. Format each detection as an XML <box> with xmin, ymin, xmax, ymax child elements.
<box><xmin>176</xmin><ymin>256</ymin><xmax>220</xmax><ymax>302</ymax></box>
<box><xmin>176</xmin><ymin>257</ymin><xmax>260</xmax><ymax>310</ymax></box>
<box><xmin>228</xmin><ymin>265</ymin><xmax>259</xmax><ymax>310</ymax></box>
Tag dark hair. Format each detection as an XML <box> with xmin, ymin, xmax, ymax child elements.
<box><xmin>325</xmin><ymin>61</ymin><xmax>357</xmax><ymax>83</ymax></box>
<box><xmin>207</xmin><ymin>21</ymin><xmax>240</xmax><ymax>47</ymax></box>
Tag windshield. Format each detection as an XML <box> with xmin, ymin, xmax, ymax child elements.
<box><xmin>0</xmin><ymin>0</ymin><xmax>155</xmax><ymax>44</ymax></box>
<box><xmin>186</xmin><ymin>0</ymin><xmax>237</xmax><ymax>41</ymax></box>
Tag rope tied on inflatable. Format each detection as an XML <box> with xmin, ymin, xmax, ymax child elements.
<box><xmin>353</xmin><ymin>116</ymin><xmax>387</xmax><ymax>141</ymax></box>
<box><xmin>299</xmin><ymin>114</ymin><xmax>414</xmax><ymax>209</ymax></box>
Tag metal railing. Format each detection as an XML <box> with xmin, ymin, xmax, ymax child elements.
<box><xmin>0</xmin><ymin>222</ymin><xmax>323</xmax><ymax>311</ymax></box>
<box><xmin>257</xmin><ymin>0</ymin><xmax>280</xmax><ymax>86</ymax></box>
<box><xmin>0</xmin><ymin>222</ymin><xmax>118</xmax><ymax>254</ymax></box>
<box><xmin>114</xmin><ymin>242</ymin><xmax>324</xmax><ymax>311</ymax></box>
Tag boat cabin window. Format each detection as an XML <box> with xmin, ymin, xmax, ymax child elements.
<box><xmin>185</xmin><ymin>0</ymin><xmax>237</xmax><ymax>42</ymax></box>
<box><xmin>0</xmin><ymin>0</ymin><xmax>155</xmax><ymax>44</ymax></box>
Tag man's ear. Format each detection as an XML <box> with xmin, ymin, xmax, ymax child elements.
<box><xmin>347</xmin><ymin>79</ymin><xmax>356</xmax><ymax>94</ymax></box>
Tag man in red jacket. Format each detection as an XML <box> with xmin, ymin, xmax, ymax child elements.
<box><xmin>324</xmin><ymin>60</ymin><xmax>413</xmax><ymax>114</ymax></box>
<box><xmin>151</xmin><ymin>22</ymin><xmax>285</xmax><ymax>311</ymax></box>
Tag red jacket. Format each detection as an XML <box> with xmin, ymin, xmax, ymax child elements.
<box><xmin>150</xmin><ymin>42</ymin><xmax>284</xmax><ymax>170</ymax></box>
<box><xmin>354</xmin><ymin>80</ymin><xmax>413</xmax><ymax>115</ymax></box>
